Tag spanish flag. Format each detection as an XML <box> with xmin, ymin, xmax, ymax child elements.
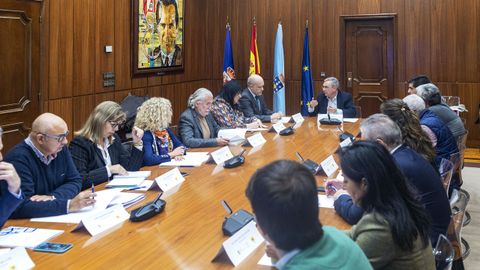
<box><xmin>249</xmin><ymin>20</ymin><xmax>260</xmax><ymax>75</ymax></box>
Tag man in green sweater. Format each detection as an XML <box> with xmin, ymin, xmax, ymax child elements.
<box><xmin>246</xmin><ymin>160</ymin><xmax>372</xmax><ymax>270</ymax></box>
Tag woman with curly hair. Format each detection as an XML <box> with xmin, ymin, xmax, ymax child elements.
<box><xmin>134</xmin><ymin>97</ymin><xmax>185</xmax><ymax>166</ymax></box>
<box><xmin>380</xmin><ymin>99</ymin><xmax>436</xmax><ymax>165</ymax></box>
<box><xmin>69</xmin><ymin>101</ymin><xmax>144</xmax><ymax>189</ymax></box>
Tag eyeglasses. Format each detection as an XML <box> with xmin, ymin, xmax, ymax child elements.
<box><xmin>40</xmin><ymin>131</ymin><xmax>69</xmax><ymax>142</ymax></box>
<box><xmin>109</xmin><ymin>121</ymin><xmax>124</xmax><ymax>129</ymax></box>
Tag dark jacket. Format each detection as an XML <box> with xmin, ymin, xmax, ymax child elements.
<box><xmin>419</xmin><ymin>109</ymin><xmax>459</xmax><ymax>165</ymax></box>
<box><xmin>178</xmin><ymin>108</ymin><xmax>221</xmax><ymax>148</ymax></box>
<box><xmin>238</xmin><ymin>88</ymin><xmax>274</xmax><ymax>122</ymax></box>
<box><xmin>334</xmin><ymin>145</ymin><xmax>451</xmax><ymax>247</ymax></box>
<box><xmin>5</xmin><ymin>142</ymin><xmax>82</xmax><ymax>218</ymax></box>
<box><xmin>69</xmin><ymin>134</ymin><xmax>143</xmax><ymax>190</ymax></box>
<box><xmin>0</xmin><ymin>182</ymin><xmax>22</xmax><ymax>227</ymax></box>
<box><xmin>142</xmin><ymin>129</ymin><xmax>184</xmax><ymax>166</ymax></box>
<box><xmin>309</xmin><ymin>90</ymin><xmax>356</xmax><ymax>118</ymax></box>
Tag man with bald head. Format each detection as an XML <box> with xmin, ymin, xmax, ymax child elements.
<box><xmin>5</xmin><ymin>113</ymin><xmax>95</xmax><ymax>218</ymax></box>
<box><xmin>0</xmin><ymin>126</ymin><xmax>22</xmax><ymax>227</ymax></box>
<box><xmin>239</xmin><ymin>74</ymin><xmax>282</xmax><ymax>122</ymax></box>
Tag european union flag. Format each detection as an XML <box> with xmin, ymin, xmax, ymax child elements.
<box><xmin>300</xmin><ymin>26</ymin><xmax>314</xmax><ymax>116</ymax></box>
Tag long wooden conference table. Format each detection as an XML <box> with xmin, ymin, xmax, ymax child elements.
<box><xmin>5</xmin><ymin>118</ymin><xmax>360</xmax><ymax>269</ymax></box>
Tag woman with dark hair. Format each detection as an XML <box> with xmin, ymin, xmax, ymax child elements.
<box><xmin>210</xmin><ymin>80</ymin><xmax>264</xmax><ymax>129</ymax></box>
<box><xmin>339</xmin><ymin>141</ymin><xmax>435</xmax><ymax>269</ymax></box>
<box><xmin>380</xmin><ymin>99</ymin><xmax>437</xmax><ymax>165</ymax></box>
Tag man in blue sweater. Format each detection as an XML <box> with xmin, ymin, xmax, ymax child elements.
<box><xmin>5</xmin><ymin>113</ymin><xmax>96</xmax><ymax>218</ymax></box>
<box><xmin>0</xmin><ymin>126</ymin><xmax>22</xmax><ymax>227</ymax></box>
<box><xmin>328</xmin><ymin>114</ymin><xmax>451</xmax><ymax>247</ymax></box>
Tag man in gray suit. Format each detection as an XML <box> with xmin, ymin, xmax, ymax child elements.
<box><xmin>179</xmin><ymin>88</ymin><xmax>229</xmax><ymax>148</ymax></box>
<box><xmin>239</xmin><ymin>74</ymin><xmax>282</xmax><ymax>122</ymax></box>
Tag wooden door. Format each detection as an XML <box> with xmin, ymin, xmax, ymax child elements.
<box><xmin>341</xmin><ymin>15</ymin><xmax>395</xmax><ymax>118</ymax></box>
<box><xmin>0</xmin><ymin>0</ymin><xmax>43</xmax><ymax>152</ymax></box>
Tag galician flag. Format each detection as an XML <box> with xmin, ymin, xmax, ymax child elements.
<box><xmin>273</xmin><ymin>23</ymin><xmax>285</xmax><ymax>114</ymax></box>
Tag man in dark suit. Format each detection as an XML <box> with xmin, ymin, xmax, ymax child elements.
<box><xmin>327</xmin><ymin>114</ymin><xmax>451</xmax><ymax>247</ymax></box>
<box><xmin>308</xmin><ymin>77</ymin><xmax>356</xmax><ymax>117</ymax></box>
<box><xmin>0</xmin><ymin>126</ymin><xmax>22</xmax><ymax>227</ymax></box>
<box><xmin>239</xmin><ymin>74</ymin><xmax>282</xmax><ymax>122</ymax></box>
<box><xmin>5</xmin><ymin>113</ymin><xmax>95</xmax><ymax>218</ymax></box>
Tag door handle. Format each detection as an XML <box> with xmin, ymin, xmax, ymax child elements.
<box><xmin>347</xmin><ymin>72</ymin><xmax>353</xmax><ymax>88</ymax></box>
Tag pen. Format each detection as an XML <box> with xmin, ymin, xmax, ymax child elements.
<box><xmin>183</xmin><ymin>147</ymin><xmax>189</xmax><ymax>155</ymax></box>
<box><xmin>91</xmin><ymin>183</ymin><xmax>95</xmax><ymax>193</ymax></box>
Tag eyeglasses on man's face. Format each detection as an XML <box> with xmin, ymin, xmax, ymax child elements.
<box><xmin>40</xmin><ymin>131</ymin><xmax>69</xmax><ymax>143</ymax></box>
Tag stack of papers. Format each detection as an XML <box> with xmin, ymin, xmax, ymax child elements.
<box><xmin>218</xmin><ymin>129</ymin><xmax>247</xmax><ymax>145</ymax></box>
<box><xmin>0</xmin><ymin>227</ymin><xmax>63</xmax><ymax>248</ymax></box>
<box><xmin>160</xmin><ymin>152</ymin><xmax>210</xmax><ymax>167</ymax></box>
<box><xmin>106</xmin><ymin>171</ymin><xmax>152</xmax><ymax>189</ymax></box>
<box><xmin>108</xmin><ymin>192</ymin><xmax>145</xmax><ymax>208</ymax></box>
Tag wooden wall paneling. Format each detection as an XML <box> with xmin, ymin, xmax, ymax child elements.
<box><xmin>380</xmin><ymin>0</ymin><xmax>405</xmax><ymax>97</ymax></box>
<box><xmin>228</xmin><ymin>0</ymin><xmax>251</xmax><ymax>81</ymax></box>
<box><xmin>251</xmin><ymin>0</ymin><xmax>270</xmax><ymax>81</ymax></box>
<box><xmin>206</xmin><ymin>0</ymin><xmax>227</xmax><ymax>81</ymax></box>
<box><xmin>434</xmin><ymin>82</ymin><xmax>457</xmax><ymax>97</ymax></box>
<box><xmin>312</xmin><ymin>0</ymin><xmax>337</xmax><ymax>82</ymax></box>
<box><xmin>455</xmin><ymin>0</ymin><xmax>479</xmax><ymax>83</ymax></box>
<box><xmin>73</xmin><ymin>0</ymin><xmax>95</xmax><ymax>96</ymax></box>
<box><xmin>289</xmin><ymin>0</ymin><xmax>313</xmax><ymax>82</ymax></box>
<box><xmin>341</xmin><ymin>0</ymin><xmax>358</xmax><ymax>15</ymax></box>
<box><xmin>458</xmin><ymin>83</ymin><xmax>480</xmax><ymax>147</ymax></box>
<box><xmin>404</xmin><ymin>0</ymin><xmax>431</xmax><ymax>78</ymax></box>
<box><xmin>41</xmin><ymin>0</ymin><xmax>49</xmax><ymax>104</ymax></box>
<box><xmin>95</xmin><ymin>0</ymin><xmax>115</xmax><ymax>93</ymax></box>
<box><xmin>113</xmin><ymin>88</ymin><xmax>148</xmax><ymax>104</ymax></box>
<box><xmin>48</xmin><ymin>0</ymin><xmax>73</xmax><ymax>99</ymax></box>
<box><xmin>357</xmin><ymin>0</ymin><xmax>381</xmax><ymax>14</ymax></box>
<box><xmin>114</xmin><ymin>0</ymin><xmax>136</xmax><ymax>91</ymax></box>
<box><xmin>285</xmin><ymin>81</ymin><xmax>302</xmax><ymax>115</ymax></box>
<box><xmin>430</xmin><ymin>0</ymin><xmax>456</xmax><ymax>83</ymax></box>
<box><xmin>47</xmin><ymin>98</ymin><xmax>73</xmax><ymax>140</ymax></box>
<box><xmin>72</xmin><ymin>95</ymin><xmax>94</xmax><ymax>131</ymax></box>
<box><xmin>94</xmin><ymin>92</ymin><xmax>115</xmax><ymax>105</ymax></box>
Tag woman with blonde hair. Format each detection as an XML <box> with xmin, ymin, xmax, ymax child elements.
<box><xmin>135</xmin><ymin>97</ymin><xmax>185</xmax><ymax>166</ymax></box>
<box><xmin>69</xmin><ymin>101</ymin><xmax>144</xmax><ymax>189</ymax></box>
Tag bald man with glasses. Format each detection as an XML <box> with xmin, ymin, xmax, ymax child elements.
<box><xmin>5</xmin><ymin>113</ymin><xmax>95</xmax><ymax>218</ymax></box>
<box><xmin>0</xmin><ymin>127</ymin><xmax>23</xmax><ymax>227</ymax></box>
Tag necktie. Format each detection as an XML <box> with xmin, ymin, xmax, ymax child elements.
<box><xmin>255</xmin><ymin>96</ymin><xmax>261</xmax><ymax>111</ymax></box>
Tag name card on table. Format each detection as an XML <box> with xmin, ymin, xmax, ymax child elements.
<box><xmin>247</xmin><ymin>133</ymin><xmax>266</xmax><ymax>148</ymax></box>
<box><xmin>291</xmin><ymin>112</ymin><xmax>305</xmax><ymax>123</ymax></box>
<box><xmin>339</xmin><ymin>137</ymin><xmax>353</xmax><ymax>148</ymax></box>
<box><xmin>320</xmin><ymin>155</ymin><xmax>339</xmax><ymax>177</ymax></box>
<box><xmin>209</xmin><ymin>146</ymin><xmax>234</xmax><ymax>165</ymax></box>
<box><xmin>0</xmin><ymin>247</ymin><xmax>35</xmax><ymax>270</ymax></box>
<box><xmin>270</xmin><ymin>122</ymin><xmax>287</xmax><ymax>133</ymax></box>
<box><xmin>73</xmin><ymin>204</ymin><xmax>129</xmax><ymax>237</ymax></box>
<box><xmin>155</xmin><ymin>167</ymin><xmax>185</xmax><ymax>192</ymax></box>
<box><xmin>212</xmin><ymin>221</ymin><xmax>264</xmax><ymax>266</ymax></box>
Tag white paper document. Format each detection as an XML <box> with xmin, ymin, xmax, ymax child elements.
<box><xmin>155</xmin><ymin>167</ymin><xmax>185</xmax><ymax>192</ymax></box>
<box><xmin>108</xmin><ymin>192</ymin><xmax>145</xmax><ymax>208</ymax></box>
<box><xmin>320</xmin><ymin>155</ymin><xmax>339</xmax><ymax>177</ymax></box>
<box><xmin>270</xmin><ymin>122</ymin><xmax>287</xmax><ymax>133</ymax></box>
<box><xmin>291</xmin><ymin>112</ymin><xmax>305</xmax><ymax>123</ymax></box>
<box><xmin>247</xmin><ymin>133</ymin><xmax>266</xmax><ymax>148</ymax></box>
<box><xmin>218</xmin><ymin>129</ymin><xmax>247</xmax><ymax>145</ymax></box>
<box><xmin>0</xmin><ymin>247</ymin><xmax>35</xmax><ymax>270</ymax></box>
<box><xmin>31</xmin><ymin>189</ymin><xmax>121</xmax><ymax>223</ymax></box>
<box><xmin>159</xmin><ymin>152</ymin><xmax>210</xmax><ymax>167</ymax></box>
<box><xmin>113</xmin><ymin>171</ymin><xmax>151</xmax><ymax>179</ymax></box>
<box><xmin>0</xmin><ymin>227</ymin><xmax>63</xmax><ymax>248</ymax></box>
<box><xmin>73</xmin><ymin>204</ymin><xmax>129</xmax><ymax>237</ymax></box>
<box><xmin>106</xmin><ymin>177</ymin><xmax>145</xmax><ymax>188</ymax></box>
<box><xmin>209</xmin><ymin>146</ymin><xmax>234</xmax><ymax>165</ymax></box>
<box><xmin>279</xmin><ymin>117</ymin><xmax>291</xmax><ymax>123</ymax></box>
<box><xmin>343</xmin><ymin>118</ymin><xmax>359</xmax><ymax>123</ymax></box>
<box><xmin>258</xmin><ymin>253</ymin><xmax>274</xmax><ymax>267</ymax></box>
<box><xmin>318</xmin><ymin>195</ymin><xmax>335</xmax><ymax>208</ymax></box>
<box><xmin>214</xmin><ymin>221</ymin><xmax>264</xmax><ymax>266</ymax></box>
